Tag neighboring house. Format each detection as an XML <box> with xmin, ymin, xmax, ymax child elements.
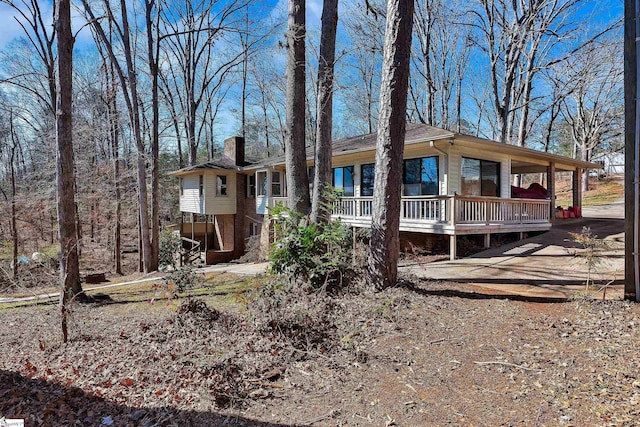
<box><xmin>169</xmin><ymin>124</ymin><xmax>600</xmax><ymax>262</ymax></box>
<box><xmin>592</xmin><ymin>151</ymin><xmax>624</xmax><ymax>176</ymax></box>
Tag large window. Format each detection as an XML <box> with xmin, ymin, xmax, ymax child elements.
<box><xmin>257</xmin><ymin>171</ymin><xmax>267</xmax><ymax>196</ymax></box>
<box><xmin>216</xmin><ymin>175</ymin><xmax>227</xmax><ymax>196</ymax></box>
<box><xmin>361</xmin><ymin>163</ymin><xmax>375</xmax><ymax>196</ymax></box>
<box><xmin>333</xmin><ymin>166</ymin><xmax>354</xmax><ymax>196</ymax></box>
<box><xmin>461</xmin><ymin>157</ymin><xmax>500</xmax><ymax>197</ymax></box>
<box><xmin>403</xmin><ymin>157</ymin><xmax>439</xmax><ymax>196</ymax></box>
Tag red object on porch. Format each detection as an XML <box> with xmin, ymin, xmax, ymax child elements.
<box><xmin>511</xmin><ymin>183</ymin><xmax>548</xmax><ymax>199</ymax></box>
<box><xmin>574</xmin><ymin>206</ymin><xmax>581</xmax><ymax>218</ymax></box>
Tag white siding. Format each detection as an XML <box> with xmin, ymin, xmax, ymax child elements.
<box><xmin>180</xmin><ymin>175</ymin><xmax>204</xmax><ymax>214</ymax></box>
<box><xmin>449</xmin><ymin>145</ymin><xmax>511</xmax><ymax>198</ymax></box>
<box><xmin>204</xmin><ymin>172</ymin><xmax>237</xmax><ymax>215</ymax></box>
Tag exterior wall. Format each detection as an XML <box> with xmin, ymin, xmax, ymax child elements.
<box><xmin>448</xmin><ymin>144</ymin><xmax>511</xmax><ymax>197</ymax></box>
<box><xmin>180</xmin><ymin>175</ymin><xmax>204</xmax><ymax>214</ymax></box>
<box><xmin>204</xmin><ymin>171</ymin><xmax>236</xmax><ymax>215</ymax></box>
<box><xmin>179</xmin><ymin>171</ymin><xmax>237</xmax><ymax>215</ymax></box>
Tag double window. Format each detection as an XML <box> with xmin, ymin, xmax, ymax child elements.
<box><xmin>216</xmin><ymin>175</ymin><xmax>227</xmax><ymax>196</ymax></box>
<box><xmin>461</xmin><ymin>157</ymin><xmax>500</xmax><ymax>197</ymax></box>
<box><xmin>333</xmin><ymin>166</ymin><xmax>354</xmax><ymax>196</ymax></box>
<box><xmin>248</xmin><ymin>174</ymin><xmax>256</xmax><ymax>198</ymax></box>
<box><xmin>403</xmin><ymin>157</ymin><xmax>439</xmax><ymax>196</ymax></box>
<box><xmin>271</xmin><ymin>171</ymin><xmax>282</xmax><ymax>196</ymax></box>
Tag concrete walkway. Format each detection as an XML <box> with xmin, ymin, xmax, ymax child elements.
<box><xmin>401</xmin><ymin>201</ymin><xmax>625</xmax><ymax>300</ymax></box>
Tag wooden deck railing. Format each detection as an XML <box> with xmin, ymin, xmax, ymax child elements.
<box><xmin>266</xmin><ymin>195</ymin><xmax>550</xmax><ymax>227</ymax></box>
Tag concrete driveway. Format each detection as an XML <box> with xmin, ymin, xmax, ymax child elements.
<box><xmin>401</xmin><ymin>201</ymin><xmax>625</xmax><ymax>299</ymax></box>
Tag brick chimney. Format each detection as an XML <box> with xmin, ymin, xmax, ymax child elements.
<box><xmin>223</xmin><ymin>136</ymin><xmax>245</xmax><ymax>166</ymax></box>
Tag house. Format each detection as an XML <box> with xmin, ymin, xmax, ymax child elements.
<box><xmin>168</xmin><ymin>123</ymin><xmax>601</xmax><ymax>262</ymax></box>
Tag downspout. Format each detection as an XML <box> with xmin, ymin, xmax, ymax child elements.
<box><xmin>635</xmin><ymin>0</ymin><xmax>640</xmax><ymax>301</ymax></box>
<box><xmin>430</xmin><ymin>139</ymin><xmax>452</xmax><ymax>194</ymax></box>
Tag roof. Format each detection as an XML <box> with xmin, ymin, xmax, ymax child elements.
<box><xmin>169</xmin><ymin>124</ymin><xmax>602</xmax><ymax>175</ymax></box>
<box><xmin>245</xmin><ymin>123</ymin><xmax>454</xmax><ymax>170</ymax></box>
<box><xmin>167</xmin><ymin>156</ymin><xmax>240</xmax><ymax>176</ymax></box>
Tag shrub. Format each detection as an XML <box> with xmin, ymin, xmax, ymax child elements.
<box><xmin>268</xmin><ymin>202</ymin><xmax>356</xmax><ymax>290</ymax></box>
<box><xmin>159</xmin><ymin>229</ymin><xmax>182</xmax><ymax>271</ymax></box>
<box><xmin>569</xmin><ymin>226</ymin><xmax>614</xmax><ymax>293</ymax></box>
<box><xmin>157</xmin><ymin>267</ymin><xmax>202</xmax><ymax>299</ymax></box>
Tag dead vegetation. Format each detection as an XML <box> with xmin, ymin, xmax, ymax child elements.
<box><xmin>1</xmin><ymin>274</ymin><xmax>639</xmax><ymax>426</ymax></box>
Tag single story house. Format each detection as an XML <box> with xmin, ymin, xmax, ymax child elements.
<box><xmin>168</xmin><ymin>123</ymin><xmax>600</xmax><ymax>262</ymax></box>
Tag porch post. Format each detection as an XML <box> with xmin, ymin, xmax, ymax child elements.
<box><xmin>572</xmin><ymin>168</ymin><xmax>583</xmax><ymax>209</ymax></box>
<box><xmin>204</xmin><ymin>214</ymin><xmax>208</xmax><ymax>251</ymax></box>
<box><xmin>547</xmin><ymin>162</ymin><xmax>556</xmax><ymax>222</ymax></box>
<box><xmin>484</xmin><ymin>233</ymin><xmax>491</xmax><ymax>248</ymax></box>
<box><xmin>450</xmin><ymin>234</ymin><xmax>457</xmax><ymax>260</ymax></box>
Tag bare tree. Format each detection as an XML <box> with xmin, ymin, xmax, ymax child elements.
<box><xmin>284</xmin><ymin>0</ymin><xmax>311</xmax><ymax>214</ymax></box>
<box><xmin>368</xmin><ymin>0</ymin><xmax>415</xmax><ymax>289</ymax></box>
<box><xmin>560</xmin><ymin>42</ymin><xmax>623</xmax><ymax>191</ymax></box>
<box><xmin>82</xmin><ymin>0</ymin><xmax>155</xmax><ymax>272</ymax></box>
<box><xmin>311</xmin><ymin>0</ymin><xmax>339</xmax><ymax>223</ymax></box>
<box><xmin>56</xmin><ymin>0</ymin><xmax>82</xmax><ymax>342</ymax></box>
<box><xmin>342</xmin><ymin>0</ymin><xmax>386</xmax><ymax>134</ymax></box>
<box><xmin>159</xmin><ymin>0</ymin><xmax>245</xmax><ymax>165</ymax></box>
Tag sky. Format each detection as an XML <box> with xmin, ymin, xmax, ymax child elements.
<box><xmin>0</xmin><ymin>0</ymin><xmax>326</xmax><ymax>51</ymax></box>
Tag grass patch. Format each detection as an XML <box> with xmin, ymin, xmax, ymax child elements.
<box><xmin>556</xmin><ymin>178</ymin><xmax>623</xmax><ymax>208</ymax></box>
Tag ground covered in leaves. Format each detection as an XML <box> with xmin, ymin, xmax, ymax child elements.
<box><xmin>1</xmin><ymin>276</ymin><xmax>639</xmax><ymax>426</ymax></box>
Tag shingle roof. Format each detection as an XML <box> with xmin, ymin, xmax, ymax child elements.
<box><xmin>167</xmin><ymin>155</ymin><xmax>239</xmax><ymax>176</ymax></box>
<box><xmin>245</xmin><ymin>123</ymin><xmax>454</xmax><ymax>170</ymax></box>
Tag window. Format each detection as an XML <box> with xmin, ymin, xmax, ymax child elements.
<box><xmin>248</xmin><ymin>174</ymin><xmax>256</xmax><ymax>198</ymax></box>
<box><xmin>361</xmin><ymin>163</ymin><xmax>375</xmax><ymax>196</ymax></box>
<box><xmin>250</xmin><ymin>222</ymin><xmax>260</xmax><ymax>236</ymax></box>
<box><xmin>257</xmin><ymin>171</ymin><xmax>267</xmax><ymax>196</ymax></box>
<box><xmin>403</xmin><ymin>157</ymin><xmax>439</xmax><ymax>196</ymax></box>
<box><xmin>216</xmin><ymin>175</ymin><xmax>227</xmax><ymax>196</ymax></box>
<box><xmin>333</xmin><ymin>166</ymin><xmax>354</xmax><ymax>196</ymax></box>
<box><xmin>271</xmin><ymin>171</ymin><xmax>282</xmax><ymax>196</ymax></box>
<box><xmin>180</xmin><ymin>177</ymin><xmax>184</xmax><ymax>196</ymax></box>
<box><xmin>461</xmin><ymin>157</ymin><xmax>500</xmax><ymax>197</ymax></box>
<box><xmin>199</xmin><ymin>175</ymin><xmax>204</xmax><ymax>197</ymax></box>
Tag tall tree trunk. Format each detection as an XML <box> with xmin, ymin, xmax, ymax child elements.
<box><xmin>9</xmin><ymin>113</ymin><xmax>18</xmax><ymax>280</ymax></box>
<box><xmin>55</xmin><ymin>0</ymin><xmax>83</xmax><ymax>343</ymax></box>
<box><xmin>368</xmin><ymin>0</ymin><xmax>415</xmax><ymax>290</ymax></box>
<box><xmin>146</xmin><ymin>0</ymin><xmax>160</xmax><ymax>271</ymax></box>
<box><xmin>311</xmin><ymin>0</ymin><xmax>339</xmax><ymax>223</ymax></box>
<box><xmin>284</xmin><ymin>0</ymin><xmax>311</xmax><ymax>214</ymax></box>
<box><xmin>118</xmin><ymin>0</ymin><xmax>154</xmax><ymax>272</ymax></box>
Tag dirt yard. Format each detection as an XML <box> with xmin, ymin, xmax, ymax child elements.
<box><xmin>1</xmin><ymin>274</ymin><xmax>639</xmax><ymax>427</ymax></box>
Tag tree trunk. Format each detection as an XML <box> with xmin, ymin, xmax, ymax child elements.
<box><xmin>55</xmin><ymin>0</ymin><xmax>83</xmax><ymax>342</ymax></box>
<box><xmin>146</xmin><ymin>0</ymin><xmax>160</xmax><ymax>271</ymax></box>
<box><xmin>9</xmin><ymin>113</ymin><xmax>18</xmax><ymax>280</ymax></box>
<box><xmin>368</xmin><ymin>0</ymin><xmax>415</xmax><ymax>290</ymax></box>
<box><xmin>311</xmin><ymin>0</ymin><xmax>339</xmax><ymax>223</ymax></box>
<box><xmin>284</xmin><ymin>0</ymin><xmax>311</xmax><ymax>214</ymax></box>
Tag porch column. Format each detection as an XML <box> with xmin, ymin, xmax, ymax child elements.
<box><xmin>204</xmin><ymin>214</ymin><xmax>208</xmax><ymax>251</ymax></box>
<box><xmin>572</xmin><ymin>168</ymin><xmax>583</xmax><ymax>209</ymax></box>
<box><xmin>450</xmin><ymin>235</ymin><xmax>457</xmax><ymax>261</ymax></box>
<box><xmin>547</xmin><ymin>162</ymin><xmax>556</xmax><ymax>222</ymax></box>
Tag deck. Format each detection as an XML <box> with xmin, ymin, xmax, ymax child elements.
<box><xmin>270</xmin><ymin>195</ymin><xmax>551</xmax><ymax>235</ymax></box>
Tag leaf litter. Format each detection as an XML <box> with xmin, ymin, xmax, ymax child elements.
<box><xmin>1</xmin><ymin>278</ymin><xmax>639</xmax><ymax>426</ymax></box>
